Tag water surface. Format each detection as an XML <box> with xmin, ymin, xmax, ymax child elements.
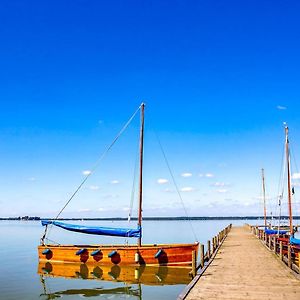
<box><xmin>0</xmin><ymin>219</ymin><xmax>289</xmax><ymax>300</ymax></box>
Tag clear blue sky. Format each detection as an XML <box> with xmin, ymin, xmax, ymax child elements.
<box><xmin>1</xmin><ymin>0</ymin><xmax>300</xmax><ymax>217</ymax></box>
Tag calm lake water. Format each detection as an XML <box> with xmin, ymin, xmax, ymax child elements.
<box><xmin>0</xmin><ymin>219</ymin><xmax>298</xmax><ymax>300</ymax></box>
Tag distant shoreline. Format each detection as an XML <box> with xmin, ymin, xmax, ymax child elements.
<box><xmin>1</xmin><ymin>216</ymin><xmax>300</xmax><ymax>221</ymax></box>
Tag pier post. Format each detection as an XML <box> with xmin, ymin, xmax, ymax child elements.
<box><xmin>207</xmin><ymin>240</ymin><xmax>211</xmax><ymax>259</ymax></box>
<box><xmin>279</xmin><ymin>241</ymin><xmax>283</xmax><ymax>260</ymax></box>
<box><xmin>200</xmin><ymin>244</ymin><xmax>205</xmax><ymax>268</ymax></box>
<box><xmin>192</xmin><ymin>250</ymin><xmax>196</xmax><ymax>277</ymax></box>
<box><xmin>268</xmin><ymin>235</ymin><xmax>271</xmax><ymax>249</ymax></box>
<box><xmin>273</xmin><ymin>236</ymin><xmax>276</xmax><ymax>253</ymax></box>
<box><xmin>288</xmin><ymin>245</ymin><xmax>292</xmax><ymax>268</ymax></box>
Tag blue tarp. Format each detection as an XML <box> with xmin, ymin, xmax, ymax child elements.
<box><xmin>290</xmin><ymin>236</ymin><xmax>300</xmax><ymax>245</ymax></box>
<box><xmin>41</xmin><ymin>220</ymin><xmax>141</xmax><ymax>238</ymax></box>
<box><xmin>264</xmin><ymin>229</ymin><xmax>288</xmax><ymax>235</ymax></box>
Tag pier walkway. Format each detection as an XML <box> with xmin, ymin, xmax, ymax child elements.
<box><xmin>184</xmin><ymin>226</ymin><xmax>300</xmax><ymax>300</ymax></box>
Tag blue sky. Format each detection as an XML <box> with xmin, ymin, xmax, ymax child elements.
<box><xmin>1</xmin><ymin>0</ymin><xmax>300</xmax><ymax>217</ymax></box>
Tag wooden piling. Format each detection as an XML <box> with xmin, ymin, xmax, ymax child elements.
<box><xmin>279</xmin><ymin>241</ymin><xmax>283</xmax><ymax>261</ymax></box>
<box><xmin>200</xmin><ymin>244</ymin><xmax>205</xmax><ymax>268</ymax></box>
<box><xmin>288</xmin><ymin>245</ymin><xmax>292</xmax><ymax>268</ymax></box>
<box><xmin>191</xmin><ymin>250</ymin><xmax>196</xmax><ymax>277</ymax></box>
<box><xmin>207</xmin><ymin>240</ymin><xmax>211</xmax><ymax>259</ymax></box>
<box><xmin>273</xmin><ymin>236</ymin><xmax>276</xmax><ymax>253</ymax></box>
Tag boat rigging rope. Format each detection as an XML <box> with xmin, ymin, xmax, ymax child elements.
<box><xmin>276</xmin><ymin>140</ymin><xmax>286</xmax><ymax>231</ymax></box>
<box><xmin>155</xmin><ymin>132</ymin><xmax>198</xmax><ymax>242</ymax></box>
<box><xmin>43</xmin><ymin>104</ymin><xmax>142</xmax><ymax>241</ymax></box>
<box><xmin>128</xmin><ymin>142</ymin><xmax>139</xmax><ymax>222</ymax></box>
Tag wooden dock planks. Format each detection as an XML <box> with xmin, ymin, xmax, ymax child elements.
<box><xmin>184</xmin><ymin>226</ymin><xmax>300</xmax><ymax>300</ymax></box>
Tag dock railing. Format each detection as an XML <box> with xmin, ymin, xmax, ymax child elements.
<box><xmin>248</xmin><ymin>224</ymin><xmax>300</xmax><ymax>274</ymax></box>
<box><xmin>190</xmin><ymin>223</ymin><xmax>232</xmax><ymax>278</ymax></box>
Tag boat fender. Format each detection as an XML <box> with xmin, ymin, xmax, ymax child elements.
<box><xmin>91</xmin><ymin>249</ymin><xmax>101</xmax><ymax>256</ymax></box>
<box><xmin>76</xmin><ymin>248</ymin><xmax>87</xmax><ymax>256</ymax></box>
<box><xmin>42</xmin><ymin>248</ymin><xmax>52</xmax><ymax>255</ymax></box>
<box><xmin>108</xmin><ymin>250</ymin><xmax>117</xmax><ymax>258</ymax></box>
<box><xmin>135</xmin><ymin>252</ymin><xmax>139</xmax><ymax>263</ymax></box>
<box><xmin>155</xmin><ymin>249</ymin><xmax>163</xmax><ymax>259</ymax></box>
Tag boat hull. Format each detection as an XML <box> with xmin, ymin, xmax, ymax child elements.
<box><xmin>38</xmin><ymin>243</ymin><xmax>199</xmax><ymax>266</ymax></box>
<box><xmin>38</xmin><ymin>261</ymin><xmax>191</xmax><ymax>285</ymax></box>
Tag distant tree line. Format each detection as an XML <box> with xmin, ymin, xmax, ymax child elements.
<box><xmin>0</xmin><ymin>216</ymin><xmax>299</xmax><ymax>221</ymax></box>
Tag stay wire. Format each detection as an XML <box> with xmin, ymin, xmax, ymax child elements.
<box><xmin>154</xmin><ymin>132</ymin><xmax>198</xmax><ymax>242</ymax></box>
<box><xmin>44</xmin><ymin>104</ymin><xmax>142</xmax><ymax>240</ymax></box>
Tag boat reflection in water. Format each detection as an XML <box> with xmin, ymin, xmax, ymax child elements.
<box><xmin>38</xmin><ymin>261</ymin><xmax>191</xmax><ymax>299</ymax></box>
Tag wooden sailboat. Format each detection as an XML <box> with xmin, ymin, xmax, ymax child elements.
<box><xmin>273</xmin><ymin>126</ymin><xmax>300</xmax><ymax>259</ymax></box>
<box><xmin>261</xmin><ymin>168</ymin><xmax>288</xmax><ymax>235</ymax></box>
<box><xmin>38</xmin><ymin>103</ymin><xmax>199</xmax><ymax>266</ymax></box>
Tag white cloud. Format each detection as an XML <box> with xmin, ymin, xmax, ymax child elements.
<box><xmin>217</xmin><ymin>189</ymin><xmax>228</xmax><ymax>193</ymax></box>
<box><xmin>277</xmin><ymin>105</ymin><xmax>287</xmax><ymax>110</ymax></box>
<box><xmin>110</xmin><ymin>180</ymin><xmax>119</xmax><ymax>184</ymax></box>
<box><xmin>199</xmin><ymin>173</ymin><xmax>214</xmax><ymax>178</ymax></box>
<box><xmin>164</xmin><ymin>188</ymin><xmax>174</xmax><ymax>193</ymax></box>
<box><xmin>212</xmin><ymin>182</ymin><xmax>230</xmax><ymax>187</ymax></box>
<box><xmin>122</xmin><ymin>207</ymin><xmax>130</xmax><ymax>211</ymax></box>
<box><xmin>88</xmin><ymin>185</ymin><xmax>100</xmax><ymax>190</ymax></box>
<box><xmin>181</xmin><ymin>172</ymin><xmax>192</xmax><ymax>178</ymax></box>
<box><xmin>180</xmin><ymin>187</ymin><xmax>195</xmax><ymax>192</ymax></box>
<box><xmin>103</xmin><ymin>194</ymin><xmax>119</xmax><ymax>199</ymax></box>
<box><xmin>82</xmin><ymin>170</ymin><xmax>92</xmax><ymax>176</ymax></box>
<box><xmin>205</xmin><ymin>173</ymin><xmax>214</xmax><ymax>178</ymax></box>
<box><xmin>292</xmin><ymin>173</ymin><xmax>300</xmax><ymax>180</ymax></box>
<box><xmin>157</xmin><ymin>178</ymin><xmax>168</xmax><ymax>184</ymax></box>
<box><xmin>28</xmin><ymin>177</ymin><xmax>36</xmax><ymax>181</ymax></box>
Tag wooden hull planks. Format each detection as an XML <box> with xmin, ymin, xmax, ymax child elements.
<box><xmin>38</xmin><ymin>242</ymin><xmax>199</xmax><ymax>266</ymax></box>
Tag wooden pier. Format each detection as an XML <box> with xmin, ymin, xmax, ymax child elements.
<box><xmin>179</xmin><ymin>226</ymin><xmax>300</xmax><ymax>300</ymax></box>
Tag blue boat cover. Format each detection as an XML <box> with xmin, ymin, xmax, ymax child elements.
<box><xmin>290</xmin><ymin>236</ymin><xmax>300</xmax><ymax>245</ymax></box>
<box><xmin>41</xmin><ymin>220</ymin><xmax>141</xmax><ymax>238</ymax></box>
<box><xmin>264</xmin><ymin>229</ymin><xmax>288</xmax><ymax>235</ymax></box>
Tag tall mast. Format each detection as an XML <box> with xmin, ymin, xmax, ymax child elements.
<box><xmin>138</xmin><ymin>103</ymin><xmax>145</xmax><ymax>247</ymax></box>
<box><xmin>285</xmin><ymin>126</ymin><xmax>293</xmax><ymax>236</ymax></box>
<box><xmin>262</xmin><ymin>168</ymin><xmax>267</xmax><ymax>228</ymax></box>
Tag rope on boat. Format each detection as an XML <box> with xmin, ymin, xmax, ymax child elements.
<box><xmin>155</xmin><ymin>132</ymin><xmax>199</xmax><ymax>242</ymax></box>
<box><xmin>128</xmin><ymin>137</ymin><xmax>140</xmax><ymax>222</ymax></box>
<box><xmin>275</xmin><ymin>134</ymin><xmax>286</xmax><ymax>232</ymax></box>
<box><xmin>42</xmin><ymin>104</ymin><xmax>142</xmax><ymax>242</ymax></box>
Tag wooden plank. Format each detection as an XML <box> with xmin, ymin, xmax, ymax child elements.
<box><xmin>182</xmin><ymin>226</ymin><xmax>300</xmax><ymax>300</ymax></box>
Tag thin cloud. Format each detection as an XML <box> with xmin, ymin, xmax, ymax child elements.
<box><xmin>212</xmin><ymin>182</ymin><xmax>230</xmax><ymax>187</ymax></box>
<box><xmin>82</xmin><ymin>170</ymin><xmax>92</xmax><ymax>176</ymax></box>
<box><xmin>181</xmin><ymin>172</ymin><xmax>192</xmax><ymax>178</ymax></box>
<box><xmin>102</xmin><ymin>194</ymin><xmax>119</xmax><ymax>199</ymax></box>
<box><xmin>180</xmin><ymin>187</ymin><xmax>195</xmax><ymax>192</ymax></box>
<box><xmin>110</xmin><ymin>180</ymin><xmax>119</xmax><ymax>184</ymax></box>
<box><xmin>88</xmin><ymin>185</ymin><xmax>100</xmax><ymax>190</ymax></box>
<box><xmin>157</xmin><ymin>178</ymin><xmax>169</xmax><ymax>184</ymax></box>
<box><xmin>292</xmin><ymin>173</ymin><xmax>300</xmax><ymax>180</ymax></box>
<box><xmin>28</xmin><ymin>177</ymin><xmax>36</xmax><ymax>181</ymax></box>
<box><xmin>217</xmin><ymin>189</ymin><xmax>228</xmax><ymax>193</ymax></box>
<box><xmin>205</xmin><ymin>173</ymin><xmax>214</xmax><ymax>178</ymax></box>
<box><xmin>277</xmin><ymin>105</ymin><xmax>287</xmax><ymax>110</ymax></box>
